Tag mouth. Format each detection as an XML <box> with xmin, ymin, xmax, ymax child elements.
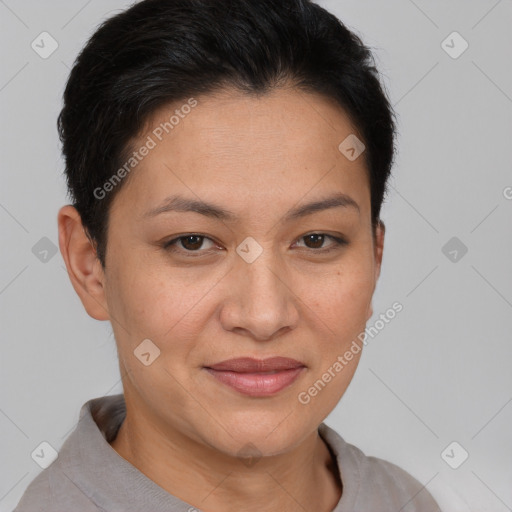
<box><xmin>203</xmin><ymin>357</ymin><xmax>306</xmax><ymax>397</ymax></box>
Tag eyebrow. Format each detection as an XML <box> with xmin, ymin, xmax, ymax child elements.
<box><xmin>143</xmin><ymin>192</ymin><xmax>360</xmax><ymax>222</ymax></box>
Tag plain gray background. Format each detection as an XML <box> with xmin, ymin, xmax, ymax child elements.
<box><xmin>1</xmin><ymin>1</ymin><xmax>511</xmax><ymax>510</ymax></box>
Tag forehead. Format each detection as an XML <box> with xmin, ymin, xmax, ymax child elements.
<box><xmin>112</xmin><ymin>87</ymin><xmax>370</xmax><ymax>219</ymax></box>
<box><xmin>145</xmin><ymin>87</ymin><xmax>360</xmax><ymax>159</ymax></box>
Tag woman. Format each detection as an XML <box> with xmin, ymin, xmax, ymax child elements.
<box><xmin>15</xmin><ymin>0</ymin><xmax>441</xmax><ymax>510</ymax></box>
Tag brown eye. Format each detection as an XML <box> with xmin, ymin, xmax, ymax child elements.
<box><xmin>180</xmin><ymin>235</ymin><xmax>205</xmax><ymax>251</ymax></box>
<box><xmin>163</xmin><ymin>234</ymin><xmax>216</xmax><ymax>254</ymax></box>
<box><xmin>294</xmin><ymin>233</ymin><xmax>348</xmax><ymax>253</ymax></box>
<box><xmin>303</xmin><ymin>234</ymin><xmax>325</xmax><ymax>249</ymax></box>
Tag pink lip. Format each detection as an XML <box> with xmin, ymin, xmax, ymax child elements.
<box><xmin>204</xmin><ymin>357</ymin><xmax>306</xmax><ymax>397</ymax></box>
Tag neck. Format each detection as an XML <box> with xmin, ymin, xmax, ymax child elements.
<box><xmin>109</xmin><ymin>393</ymin><xmax>342</xmax><ymax>512</ymax></box>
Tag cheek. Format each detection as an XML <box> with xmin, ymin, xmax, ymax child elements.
<box><xmin>300</xmin><ymin>258</ymin><xmax>375</xmax><ymax>337</ymax></box>
<box><xmin>294</xmin><ymin>261</ymin><xmax>373</xmax><ymax>415</ymax></box>
<box><xmin>105</xmin><ymin>258</ymin><xmax>221</xmax><ymax>375</ymax></box>
<box><xmin>106</xmin><ymin>254</ymin><xmax>191</xmax><ymax>330</ymax></box>
<box><xmin>104</xmin><ymin>266</ymin><xmax>199</xmax><ymax>392</ymax></box>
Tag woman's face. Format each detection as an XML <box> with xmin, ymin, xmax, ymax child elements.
<box><xmin>101</xmin><ymin>87</ymin><xmax>384</xmax><ymax>457</ymax></box>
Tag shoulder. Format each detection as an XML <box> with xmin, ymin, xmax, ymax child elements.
<box><xmin>356</xmin><ymin>449</ymin><xmax>440</xmax><ymax>510</ymax></box>
<box><xmin>13</xmin><ymin>395</ymin><xmax>121</xmax><ymax>512</ymax></box>
<box><xmin>13</xmin><ymin>464</ymin><xmax>100</xmax><ymax>512</ymax></box>
<box><xmin>319</xmin><ymin>423</ymin><xmax>442</xmax><ymax>512</ymax></box>
<box><xmin>13</xmin><ymin>470</ymin><xmax>51</xmax><ymax>512</ymax></box>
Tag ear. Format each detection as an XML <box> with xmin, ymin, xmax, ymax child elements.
<box><xmin>58</xmin><ymin>205</ymin><xmax>110</xmax><ymax>321</ymax></box>
<box><xmin>366</xmin><ymin>220</ymin><xmax>385</xmax><ymax>321</ymax></box>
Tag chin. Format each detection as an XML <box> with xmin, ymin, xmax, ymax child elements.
<box><xmin>198</xmin><ymin>412</ymin><xmax>314</xmax><ymax>459</ymax></box>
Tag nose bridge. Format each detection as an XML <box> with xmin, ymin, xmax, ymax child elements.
<box><xmin>244</xmin><ymin>253</ymin><xmax>284</xmax><ymax>303</ymax></box>
<box><xmin>222</xmin><ymin>244</ymin><xmax>298</xmax><ymax>340</ymax></box>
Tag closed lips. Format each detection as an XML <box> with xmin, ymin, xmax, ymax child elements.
<box><xmin>203</xmin><ymin>357</ymin><xmax>307</xmax><ymax>397</ymax></box>
<box><xmin>204</xmin><ymin>357</ymin><xmax>306</xmax><ymax>372</ymax></box>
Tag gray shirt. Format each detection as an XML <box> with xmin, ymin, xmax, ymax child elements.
<box><xmin>14</xmin><ymin>394</ymin><xmax>441</xmax><ymax>511</ymax></box>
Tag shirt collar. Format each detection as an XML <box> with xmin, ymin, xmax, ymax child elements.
<box><xmin>59</xmin><ymin>393</ymin><xmax>358</xmax><ymax>511</ymax></box>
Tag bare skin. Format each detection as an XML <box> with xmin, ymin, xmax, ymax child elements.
<box><xmin>58</xmin><ymin>86</ymin><xmax>384</xmax><ymax>512</ymax></box>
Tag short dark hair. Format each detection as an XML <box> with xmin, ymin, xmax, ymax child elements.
<box><xmin>58</xmin><ymin>0</ymin><xmax>397</xmax><ymax>266</ymax></box>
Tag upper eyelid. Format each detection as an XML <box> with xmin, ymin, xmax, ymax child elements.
<box><xmin>294</xmin><ymin>233</ymin><xmax>341</xmax><ymax>243</ymax></box>
<box><xmin>165</xmin><ymin>234</ymin><xmax>216</xmax><ymax>248</ymax></box>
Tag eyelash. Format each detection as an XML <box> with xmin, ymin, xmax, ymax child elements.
<box><xmin>162</xmin><ymin>233</ymin><xmax>348</xmax><ymax>257</ymax></box>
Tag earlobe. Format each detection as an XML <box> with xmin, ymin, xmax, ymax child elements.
<box><xmin>58</xmin><ymin>205</ymin><xmax>110</xmax><ymax>321</ymax></box>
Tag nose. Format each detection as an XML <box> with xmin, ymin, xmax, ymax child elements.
<box><xmin>219</xmin><ymin>252</ymin><xmax>300</xmax><ymax>342</ymax></box>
